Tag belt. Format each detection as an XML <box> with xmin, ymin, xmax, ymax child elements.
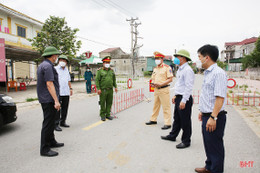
<box><xmin>101</xmin><ymin>88</ymin><xmax>112</xmax><ymax>91</ymax></box>
<box><xmin>202</xmin><ymin>110</ymin><xmax>227</xmax><ymax>117</ymax></box>
<box><xmin>157</xmin><ymin>85</ymin><xmax>170</xmax><ymax>89</ymax></box>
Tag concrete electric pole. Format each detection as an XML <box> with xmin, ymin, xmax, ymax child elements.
<box><xmin>126</xmin><ymin>17</ymin><xmax>142</xmax><ymax>78</ymax></box>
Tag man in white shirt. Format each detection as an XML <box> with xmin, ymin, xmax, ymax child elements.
<box><xmin>161</xmin><ymin>49</ymin><xmax>195</xmax><ymax>149</ymax></box>
<box><xmin>55</xmin><ymin>55</ymin><xmax>73</xmax><ymax>131</ymax></box>
<box><xmin>195</xmin><ymin>45</ymin><xmax>227</xmax><ymax>173</ymax></box>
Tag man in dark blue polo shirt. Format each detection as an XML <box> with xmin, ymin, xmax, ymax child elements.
<box><xmin>37</xmin><ymin>46</ymin><xmax>64</xmax><ymax>157</ymax></box>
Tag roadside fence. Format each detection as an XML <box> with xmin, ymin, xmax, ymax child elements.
<box><xmin>192</xmin><ymin>90</ymin><xmax>260</xmax><ymax>106</ymax></box>
<box><xmin>111</xmin><ymin>88</ymin><xmax>144</xmax><ymax>116</ymax></box>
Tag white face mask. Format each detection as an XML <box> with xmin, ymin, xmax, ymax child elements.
<box><xmin>59</xmin><ymin>61</ymin><xmax>66</xmax><ymax>67</ymax></box>
<box><xmin>155</xmin><ymin>59</ymin><xmax>161</xmax><ymax>65</ymax></box>
<box><xmin>201</xmin><ymin>56</ymin><xmax>208</xmax><ymax>68</ymax></box>
<box><xmin>104</xmin><ymin>64</ymin><xmax>110</xmax><ymax>68</ymax></box>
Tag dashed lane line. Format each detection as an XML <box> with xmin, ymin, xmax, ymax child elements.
<box><xmin>83</xmin><ymin>121</ymin><xmax>104</xmax><ymax>131</ymax></box>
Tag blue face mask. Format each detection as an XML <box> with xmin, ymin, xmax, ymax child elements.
<box><xmin>173</xmin><ymin>57</ymin><xmax>180</xmax><ymax>65</ymax></box>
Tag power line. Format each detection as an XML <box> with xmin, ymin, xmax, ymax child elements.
<box><xmin>91</xmin><ymin>0</ymin><xmax>137</xmax><ymax>18</ymax></box>
<box><xmin>77</xmin><ymin>36</ymin><xmax>130</xmax><ymax>50</ymax></box>
<box><xmin>90</xmin><ymin>0</ymin><xmax>128</xmax><ymax>18</ymax></box>
<box><xmin>90</xmin><ymin>0</ymin><xmax>108</xmax><ymax>9</ymax></box>
<box><xmin>102</xmin><ymin>0</ymin><xmax>137</xmax><ymax>17</ymax></box>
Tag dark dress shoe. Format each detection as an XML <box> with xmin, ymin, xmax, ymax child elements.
<box><xmin>55</xmin><ymin>126</ymin><xmax>62</xmax><ymax>131</ymax></box>
<box><xmin>50</xmin><ymin>142</ymin><xmax>64</xmax><ymax>148</ymax></box>
<box><xmin>101</xmin><ymin>117</ymin><xmax>106</xmax><ymax>121</ymax></box>
<box><xmin>161</xmin><ymin>125</ymin><xmax>171</xmax><ymax>130</ymax></box>
<box><xmin>60</xmin><ymin>123</ymin><xmax>70</xmax><ymax>128</ymax></box>
<box><xmin>145</xmin><ymin>121</ymin><xmax>157</xmax><ymax>125</ymax></box>
<box><xmin>176</xmin><ymin>142</ymin><xmax>190</xmax><ymax>149</ymax></box>
<box><xmin>41</xmin><ymin>150</ymin><xmax>58</xmax><ymax>157</ymax></box>
<box><xmin>195</xmin><ymin>167</ymin><xmax>211</xmax><ymax>173</ymax></box>
<box><xmin>106</xmin><ymin>116</ymin><xmax>113</xmax><ymax>120</ymax></box>
<box><xmin>161</xmin><ymin>135</ymin><xmax>176</xmax><ymax>141</ymax></box>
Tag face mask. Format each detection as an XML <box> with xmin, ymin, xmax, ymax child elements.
<box><xmin>155</xmin><ymin>59</ymin><xmax>161</xmax><ymax>65</ymax></box>
<box><xmin>104</xmin><ymin>64</ymin><xmax>110</xmax><ymax>68</ymax></box>
<box><xmin>87</xmin><ymin>69</ymin><xmax>90</xmax><ymax>71</ymax></box>
<box><xmin>173</xmin><ymin>57</ymin><xmax>180</xmax><ymax>65</ymax></box>
<box><xmin>201</xmin><ymin>56</ymin><xmax>208</xmax><ymax>65</ymax></box>
<box><xmin>59</xmin><ymin>61</ymin><xmax>66</xmax><ymax>67</ymax></box>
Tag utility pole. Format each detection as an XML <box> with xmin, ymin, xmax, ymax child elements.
<box><xmin>126</xmin><ymin>17</ymin><xmax>142</xmax><ymax>79</ymax></box>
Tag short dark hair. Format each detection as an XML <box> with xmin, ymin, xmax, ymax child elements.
<box><xmin>197</xmin><ymin>44</ymin><xmax>219</xmax><ymax>62</ymax></box>
<box><xmin>44</xmin><ymin>55</ymin><xmax>52</xmax><ymax>59</ymax></box>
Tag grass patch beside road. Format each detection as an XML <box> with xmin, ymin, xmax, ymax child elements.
<box><xmin>26</xmin><ymin>98</ymin><xmax>38</xmax><ymax>102</ymax></box>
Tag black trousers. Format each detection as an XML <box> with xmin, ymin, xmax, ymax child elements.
<box><xmin>202</xmin><ymin>111</ymin><xmax>226</xmax><ymax>173</ymax></box>
<box><xmin>169</xmin><ymin>95</ymin><xmax>193</xmax><ymax>145</ymax></box>
<box><xmin>55</xmin><ymin>96</ymin><xmax>70</xmax><ymax>125</ymax></box>
<box><xmin>40</xmin><ymin>102</ymin><xmax>57</xmax><ymax>153</ymax></box>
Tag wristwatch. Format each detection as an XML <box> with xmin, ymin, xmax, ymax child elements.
<box><xmin>210</xmin><ymin>115</ymin><xmax>217</xmax><ymax>121</ymax></box>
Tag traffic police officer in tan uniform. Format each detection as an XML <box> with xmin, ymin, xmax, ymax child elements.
<box><xmin>146</xmin><ymin>51</ymin><xmax>173</xmax><ymax>130</ymax></box>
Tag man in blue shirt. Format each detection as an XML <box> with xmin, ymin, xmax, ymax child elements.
<box><xmin>161</xmin><ymin>49</ymin><xmax>195</xmax><ymax>149</ymax></box>
<box><xmin>84</xmin><ymin>66</ymin><xmax>93</xmax><ymax>94</ymax></box>
<box><xmin>55</xmin><ymin>55</ymin><xmax>72</xmax><ymax>131</ymax></box>
<box><xmin>195</xmin><ymin>45</ymin><xmax>227</xmax><ymax>173</ymax></box>
<box><xmin>37</xmin><ymin>46</ymin><xmax>64</xmax><ymax>157</ymax></box>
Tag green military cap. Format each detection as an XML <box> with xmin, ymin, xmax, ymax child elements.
<box><xmin>102</xmin><ymin>56</ymin><xmax>111</xmax><ymax>62</ymax></box>
<box><xmin>42</xmin><ymin>46</ymin><xmax>61</xmax><ymax>57</ymax></box>
<box><xmin>174</xmin><ymin>49</ymin><xmax>191</xmax><ymax>61</ymax></box>
<box><xmin>58</xmin><ymin>55</ymin><xmax>69</xmax><ymax>62</ymax></box>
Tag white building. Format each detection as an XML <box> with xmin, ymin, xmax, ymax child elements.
<box><xmin>0</xmin><ymin>3</ymin><xmax>42</xmax><ymax>82</ymax></box>
<box><xmin>221</xmin><ymin>37</ymin><xmax>258</xmax><ymax>71</ymax></box>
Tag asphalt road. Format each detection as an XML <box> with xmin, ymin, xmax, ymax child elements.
<box><xmin>0</xmin><ymin>75</ymin><xmax>259</xmax><ymax>173</ymax></box>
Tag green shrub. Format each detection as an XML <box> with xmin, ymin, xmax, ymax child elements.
<box><xmin>144</xmin><ymin>71</ymin><xmax>152</xmax><ymax>77</ymax></box>
<box><xmin>26</xmin><ymin>98</ymin><xmax>38</xmax><ymax>102</ymax></box>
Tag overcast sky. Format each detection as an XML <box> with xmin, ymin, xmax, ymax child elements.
<box><xmin>2</xmin><ymin>0</ymin><xmax>260</xmax><ymax>61</ymax></box>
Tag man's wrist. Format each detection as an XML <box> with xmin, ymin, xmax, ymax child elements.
<box><xmin>210</xmin><ymin>115</ymin><xmax>217</xmax><ymax>121</ymax></box>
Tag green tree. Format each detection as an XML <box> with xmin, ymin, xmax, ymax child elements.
<box><xmin>28</xmin><ymin>16</ymin><xmax>82</xmax><ymax>62</ymax></box>
<box><xmin>188</xmin><ymin>62</ymin><xmax>198</xmax><ymax>73</ymax></box>
<box><xmin>242</xmin><ymin>36</ymin><xmax>260</xmax><ymax>69</ymax></box>
<box><xmin>217</xmin><ymin>60</ymin><xmax>227</xmax><ymax>69</ymax></box>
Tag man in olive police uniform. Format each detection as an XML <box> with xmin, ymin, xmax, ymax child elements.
<box><xmin>37</xmin><ymin>46</ymin><xmax>64</xmax><ymax>157</ymax></box>
<box><xmin>146</xmin><ymin>51</ymin><xmax>173</xmax><ymax>130</ymax></box>
<box><xmin>95</xmin><ymin>56</ymin><xmax>118</xmax><ymax>121</ymax></box>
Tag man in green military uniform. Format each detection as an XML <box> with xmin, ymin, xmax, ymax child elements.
<box><xmin>96</xmin><ymin>56</ymin><xmax>118</xmax><ymax>121</ymax></box>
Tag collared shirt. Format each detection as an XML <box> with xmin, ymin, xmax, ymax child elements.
<box><xmin>174</xmin><ymin>62</ymin><xmax>195</xmax><ymax>103</ymax></box>
<box><xmin>55</xmin><ymin>65</ymin><xmax>71</xmax><ymax>96</ymax></box>
<box><xmin>199</xmin><ymin>63</ymin><xmax>227</xmax><ymax>113</ymax></box>
<box><xmin>37</xmin><ymin>59</ymin><xmax>59</xmax><ymax>103</ymax></box>
<box><xmin>151</xmin><ymin>63</ymin><xmax>173</xmax><ymax>84</ymax></box>
<box><xmin>95</xmin><ymin>68</ymin><xmax>117</xmax><ymax>90</ymax></box>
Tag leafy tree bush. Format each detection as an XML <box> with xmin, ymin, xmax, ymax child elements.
<box><xmin>28</xmin><ymin>16</ymin><xmax>82</xmax><ymax>63</ymax></box>
<box><xmin>242</xmin><ymin>36</ymin><xmax>260</xmax><ymax>69</ymax></box>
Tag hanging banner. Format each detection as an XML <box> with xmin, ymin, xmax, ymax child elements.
<box><xmin>0</xmin><ymin>38</ymin><xmax>6</xmax><ymax>82</ymax></box>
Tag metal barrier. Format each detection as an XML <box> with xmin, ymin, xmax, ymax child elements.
<box><xmin>192</xmin><ymin>90</ymin><xmax>260</xmax><ymax>106</ymax></box>
<box><xmin>111</xmin><ymin>88</ymin><xmax>144</xmax><ymax>115</ymax></box>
